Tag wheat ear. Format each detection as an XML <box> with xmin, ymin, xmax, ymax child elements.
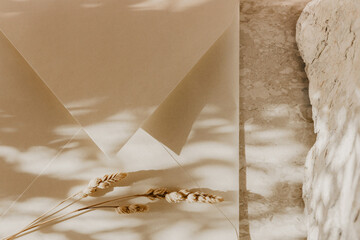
<box><xmin>80</xmin><ymin>172</ymin><xmax>128</xmax><ymax>197</ymax></box>
<box><xmin>39</xmin><ymin>172</ymin><xmax>128</xmax><ymax>222</ymax></box>
<box><xmin>24</xmin><ymin>172</ymin><xmax>127</xmax><ymax>229</ymax></box>
<box><xmin>5</xmin><ymin>187</ymin><xmax>223</xmax><ymax>240</ymax></box>
<box><xmin>115</xmin><ymin>204</ymin><xmax>149</xmax><ymax>214</ymax></box>
<box><xmin>145</xmin><ymin>188</ymin><xmax>224</xmax><ymax>204</ymax></box>
<box><xmin>5</xmin><ymin>172</ymin><xmax>128</xmax><ymax>240</ymax></box>
<box><xmin>165</xmin><ymin>189</ymin><xmax>224</xmax><ymax>203</ymax></box>
<box><xmin>145</xmin><ymin>188</ymin><xmax>169</xmax><ymax>200</ymax></box>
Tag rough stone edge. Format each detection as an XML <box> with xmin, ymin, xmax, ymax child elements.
<box><xmin>296</xmin><ymin>0</ymin><xmax>360</xmax><ymax>239</ymax></box>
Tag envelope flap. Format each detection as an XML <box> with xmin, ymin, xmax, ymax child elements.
<box><xmin>0</xmin><ymin>0</ymin><xmax>237</xmax><ymax>158</ymax></box>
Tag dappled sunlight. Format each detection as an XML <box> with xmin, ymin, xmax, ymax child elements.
<box><xmin>129</xmin><ymin>0</ymin><xmax>214</xmax><ymax>12</ymax></box>
<box><xmin>129</xmin><ymin>0</ymin><xmax>170</xmax><ymax>11</ymax></box>
<box><xmin>0</xmin><ymin>128</ymin><xmax>119</xmax><ymax>178</ymax></box>
<box><xmin>0</xmin><ymin>11</ymin><xmax>22</xmax><ymax>18</ymax></box>
<box><xmin>1</xmin><ymin>126</ymin><xmax>238</xmax><ymax>239</ymax></box>
<box><xmin>80</xmin><ymin>2</ymin><xmax>103</xmax><ymax>9</ymax></box>
<box><xmin>247</xmin><ymin>127</ymin><xmax>295</xmax><ymax>142</ymax></box>
<box><xmin>141</xmin><ymin>17</ymin><xmax>238</xmax><ymax>154</ymax></box>
<box><xmin>240</xmin><ymin>0</ymin><xmax>315</xmax><ymax>239</ymax></box>
<box><xmin>0</xmin><ymin>0</ymin><xmax>237</xmax><ymax>160</ymax></box>
<box><xmin>186</xmin><ymin>106</ymin><xmax>237</xmax><ymax>146</ymax></box>
<box><xmin>67</xmin><ymin>97</ymin><xmax>107</xmax><ymax>118</ymax></box>
<box><xmin>0</xmin><ymin>0</ymin><xmax>238</xmax><ymax>239</ymax></box>
<box><xmin>86</xmin><ymin>108</ymin><xmax>155</xmax><ymax>157</ymax></box>
<box><xmin>116</xmin><ymin>128</ymin><xmax>238</xmax><ymax>239</ymax></box>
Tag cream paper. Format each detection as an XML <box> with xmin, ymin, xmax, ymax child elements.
<box><xmin>0</xmin><ymin>1</ymin><xmax>239</xmax><ymax>239</ymax></box>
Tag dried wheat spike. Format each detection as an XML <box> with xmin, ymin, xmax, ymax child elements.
<box><xmin>165</xmin><ymin>189</ymin><xmax>224</xmax><ymax>204</ymax></box>
<box><xmin>145</xmin><ymin>188</ymin><xmax>169</xmax><ymax>200</ymax></box>
<box><xmin>80</xmin><ymin>172</ymin><xmax>127</xmax><ymax>198</ymax></box>
<box><xmin>115</xmin><ymin>204</ymin><xmax>149</xmax><ymax>214</ymax></box>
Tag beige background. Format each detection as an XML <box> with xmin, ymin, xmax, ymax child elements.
<box><xmin>0</xmin><ymin>1</ymin><xmax>239</xmax><ymax>239</ymax></box>
<box><xmin>0</xmin><ymin>0</ymin><xmax>237</xmax><ymax>157</ymax></box>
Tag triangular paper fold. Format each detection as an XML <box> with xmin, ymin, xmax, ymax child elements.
<box><xmin>0</xmin><ymin>0</ymin><xmax>237</xmax><ymax>158</ymax></box>
<box><xmin>0</xmin><ymin>2</ymin><xmax>239</xmax><ymax>238</ymax></box>
<box><xmin>115</xmin><ymin>16</ymin><xmax>239</xmax><ymax>239</ymax></box>
<box><xmin>141</xmin><ymin>16</ymin><xmax>238</xmax><ymax>154</ymax></box>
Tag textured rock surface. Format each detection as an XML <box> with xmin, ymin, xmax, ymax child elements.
<box><xmin>240</xmin><ymin>0</ymin><xmax>315</xmax><ymax>239</ymax></box>
<box><xmin>297</xmin><ymin>0</ymin><xmax>360</xmax><ymax>239</ymax></box>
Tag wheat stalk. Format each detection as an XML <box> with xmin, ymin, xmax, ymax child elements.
<box><xmin>25</xmin><ymin>194</ymin><xmax>76</xmax><ymax>228</ymax></box>
<box><xmin>4</xmin><ymin>172</ymin><xmax>128</xmax><ymax>240</ymax></box>
<box><xmin>32</xmin><ymin>172</ymin><xmax>127</xmax><ymax>225</ymax></box>
<box><xmin>4</xmin><ymin>187</ymin><xmax>223</xmax><ymax>240</ymax></box>
<box><xmin>3</xmin><ymin>194</ymin><xmax>138</xmax><ymax>240</ymax></box>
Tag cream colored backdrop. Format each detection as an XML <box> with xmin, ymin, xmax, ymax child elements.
<box><xmin>0</xmin><ymin>1</ymin><xmax>239</xmax><ymax>239</ymax></box>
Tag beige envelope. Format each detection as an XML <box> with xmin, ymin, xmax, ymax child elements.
<box><xmin>0</xmin><ymin>1</ymin><xmax>239</xmax><ymax>239</ymax></box>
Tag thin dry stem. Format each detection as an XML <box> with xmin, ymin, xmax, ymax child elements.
<box><xmin>26</xmin><ymin>193</ymin><xmax>76</xmax><ymax>228</ymax></box>
<box><xmin>26</xmin><ymin>172</ymin><xmax>127</xmax><ymax>229</ymax></box>
<box><xmin>4</xmin><ymin>187</ymin><xmax>224</xmax><ymax>240</ymax></box>
<box><xmin>4</xmin><ymin>194</ymin><xmax>138</xmax><ymax>240</ymax></box>
<box><xmin>13</xmin><ymin>210</ymin><xmax>92</xmax><ymax>240</ymax></box>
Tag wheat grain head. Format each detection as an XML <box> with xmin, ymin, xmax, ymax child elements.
<box><xmin>115</xmin><ymin>204</ymin><xmax>149</xmax><ymax>214</ymax></box>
